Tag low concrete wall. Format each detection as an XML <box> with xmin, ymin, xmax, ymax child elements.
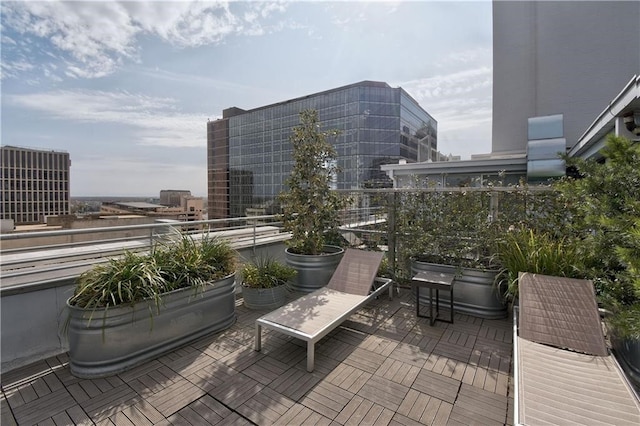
<box><xmin>1</xmin><ymin>240</ymin><xmax>288</xmax><ymax>374</ymax></box>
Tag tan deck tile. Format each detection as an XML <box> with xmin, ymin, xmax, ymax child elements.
<box><xmin>200</xmin><ymin>336</ymin><xmax>245</xmax><ymax>360</ymax></box>
<box><xmin>50</xmin><ymin>409</ymin><xmax>75</xmax><ymax>426</ymax></box>
<box><xmin>400</xmin><ymin>332</ymin><xmax>438</xmax><ymax>353</ymax></box>
<box><xmin>300</xmin><ymin>381</ymin><xmax>355</xmax><ymax>419</ymax></box>
<box><xmin>361</xmin><ymin>404</ymin><xmax>394</xmax><ymax>426</ymax></box>
<box><xmin>1</xmin><ymin>393</ymin><xmax>17</xmax><ymax>426</ymax></box>
<box><xmin>356</xmin><ymin>375</ymin><xmax>409</xmax><ymax>411</ymax></box>
<box><xmin>343</xmin><ymin>348</ymin><xmax>387</xmax><ymax>374</ymax></box>
<box><xmin>342</xmin><ymin>397</ymin><xmax>374</xmax><ymax>426</ymax></box>
<box><xmin>421</xmin><ymin>395</ymin><xmax>447</xmax><ymax>424</ymax></box>
<box><xmin>192</xmin><ymin>394</ymin><xmax>233</xmax><ymax>423</ymax></box>
<box><xmin>452</xmin><ymin>384</ymin><xmax>508</xmax><ymax>425</ymax></box>
<box><xmin>431</xmin><ymin>339</ymin><xmax>473</xmax><ymax>363</ymax></box>
<box><xmin>375</xmin><ymin>358</ymin><xmax>420</xmax><ymax>387</ymax></box>
<box><xmin>242</xmin><ymin>355</ymin><xmax>290</xmax><ymax>386</ymax></box>
<box><xmin>12</xmin><ymin>388</ymin><xmax>76</xmax><ymax>425</ymax></box>
<box><xmin>359</xmin><ymin>335</ymin><xmax>399</xmax><ymax>357</ymax></box>
<box><xmin>271</xmin><ymin>403</ymin><xmax>311</xmax><ymax>426</ymax></box>
<box><xmin>331</xmin><ymin>327</ymin><xmax>369</xmax><ymax>347</ymax></box>
<box><xmin>113</xmin><ymin>360</ymin><xmax>162</xmax><ymax>383</ymax></box>
<box><xmin>108</xmin><ymin>410</ymin><xmax>138</xmax><ymax>426</ymax></box>
<box><xmin>268</xmin><ymin>366</ymin><xmax>323</xmax><ymax>401</ymax></box>
<box><xmin>142</xmin><ymin>378</ymin><xmax>205</xmax><ymax>418</ymax></box>
<box><xmin>387</xmin><ymin>342</ymin><xmax>429</xmax><ymax>368</ymax></box>
<box><xmin>219</xmin><ymin>411</ymin><xmax>255</xmax><ymax>425</ymax></box>
<box><xmin>81</xmin><ymin>383</ymin><xmax>140</xmax><ymax>421</ymax></box>
<box><xmin>161</xmin><ymin>348</ymin><xmax>217</xmax><ymax>378</ymax></box>
<box><xmin>237</xmin><ymin>386</ymin><xmax>296</xmax><ymax>424</ymax></box>
<box><xmin>325</xmin><ymin>364</ymin><xmax>371</xmax><ymax>394</ymax></box>
<box><xmin>411</xmin><ymin>369</ymin><xmax>460</xmax><ymax>404</ymax></box>
<box><xmin>389</xmin><ymin>412</ymin><xmax>425</xmax><ymax>426</ymax></box>
<box><xmin>209</xmin><ymin>373</ymin><xmax>263</xmax><ymax>410</ymax></box>
<box><xmin>219</xmin><ymin>346</ymin><xmax>265</xmax><ymax>372</ymax></box>
<box><xmin>126</xmin><ymin>400</ymin><xmax>165</xmax><ymax>424</ymax></box>
<box><xmin>185</xmin><ymin>358</ymin><xmax>239</xmax><ymax>393</ymax></box>
<box><xmin>431</xmin><ymin>400</ymin><xmax>453</xmax><ymax>425</ymax></box>
<box><xmin>317</xmin><ymin>337</ymin><xmax>358</xmax><ymax>363</ymax></box>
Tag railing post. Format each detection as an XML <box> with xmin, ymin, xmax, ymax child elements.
<box><xmin>388</xmin><ymin>191</ymin><xmax>397</xmax><ymax>281</ymax></box>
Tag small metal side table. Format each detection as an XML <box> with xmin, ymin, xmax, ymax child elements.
<box><xmin>412</xmin><ymin>271</ymin><xmax>455</xmax><ymax>326</ymax></box>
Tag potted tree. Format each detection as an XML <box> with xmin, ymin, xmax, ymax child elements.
<box><xmin>278</xmin><ymin>109</ymin><xmax>349</xmax><ymax>292</ymax></box>
<box><xmin>66</xmin><ymin>231</ymin><xmax>237</xmax><ymax>378</ymax></box>
<box><xmin>241</xmin><ymin>256</ymin><xmax>297</xmax><ymax>310</ymax></box>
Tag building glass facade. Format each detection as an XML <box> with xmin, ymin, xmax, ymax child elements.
<box><xmin>208</xmin><ymin>81</ymin><xmax>436</xmax><ymax>218</ymax></box>
<box><xmin>1</xmin><ymin>146</ymin><xmax>71</xmax><ymax>224</ymax></box>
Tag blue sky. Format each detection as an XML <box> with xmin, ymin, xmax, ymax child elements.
<box><xmin>1</xmin><ymin>1</ymin><xmax>493</xmax><ymax>197</ymax></box>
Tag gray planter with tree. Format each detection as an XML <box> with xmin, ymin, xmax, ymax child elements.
<box><xmin>278</xmin><ymin>109</ymin><xmax>349</xmax><ymax>293</ymax></box>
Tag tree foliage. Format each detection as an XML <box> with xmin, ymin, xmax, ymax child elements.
<box><xmin>278</xmin><ymin>109</ymin><xmax>349</xmax><ymax>255</ymax></box>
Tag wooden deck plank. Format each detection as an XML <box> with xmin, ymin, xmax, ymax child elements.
<box><xmin>356</xmin><ymin>375</ymin><xmax>408</xmax><ymax>411</ymax></box>
<box><xmin>12</xmin><ymin>388</ymin><xmax>76</xmax><ymax>425</ymax></box>
<box><xmin>2</xmin><ymin>288</ymin><xmax>513</xmax><ymax>426</ymax></box>
<box><xmin>411</xmin><ymin>369</ymin><xmax>460</xmax><ymax>404</ymax></box>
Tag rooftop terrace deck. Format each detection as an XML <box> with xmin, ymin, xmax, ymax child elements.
<box><xmin>1</xmin><ymin>289</ymin><xmax>514</xmax><ymax>425</ymax></box>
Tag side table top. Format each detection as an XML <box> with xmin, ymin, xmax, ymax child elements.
<box><xmin>412</xmin><ymin>271</ymin><xmax>455</xmax><ymax>286</ymax></box>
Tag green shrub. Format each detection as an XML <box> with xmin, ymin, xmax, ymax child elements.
<box><xmin>495</xmin><ymin>228</ymin><xmax>582</xmax><ymax>302</ymax></box>
<box><xmin>241</xmin><ymin>256</ymin><xmax>296</xmax><ymax>289</ymax></box>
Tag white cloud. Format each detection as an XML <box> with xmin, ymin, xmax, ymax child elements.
<box><xmin>8</xmin><ymin>89</ymin><xmax>206</xmax><ymax>148</ymax></box>
<box><xmin>1</xmin><ymin>0</ymin><xmax>289</xmax><ymax>79</ymax></box>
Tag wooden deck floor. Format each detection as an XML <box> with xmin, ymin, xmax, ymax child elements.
<box><xmin>1</xmin><ymin>289</ymin><xmax>514</xmax><ymax>425</ymax></box>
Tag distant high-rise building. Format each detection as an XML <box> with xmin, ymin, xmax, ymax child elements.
<box><xmin>1</xmin><ymin>146</ymin><xmax>71</xmax><ymax>224</ymax></box>
<box><xmin>160</xmin><ymin>190</ymin><xmax>192</xmax><ymax>207</ymax></box>
<box><xmin>492</xmin><ymin>0</ymin><xmax>640</xmax><ymax>153</ymax></box>
<box><xmin>208</xmin><ymin>80</ymin><xmax>437</xmax><ymax>218</ymax></box>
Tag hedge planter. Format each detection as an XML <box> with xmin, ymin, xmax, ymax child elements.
<box><xmin>242</xmin><ymin>284</ymin><xmax>288</xmax><ymax>310</ymax></box>
<box><xmin>411</xmin><ymin>260</ymin><xmax>506</xmax><ymax>319</ymax></box>
<box><xmin>67</xmin><ymin>273</ymin><xmax>236</xmax><ymax>378</ymax></box>
<box><xmin>285</xmin><ymin>246</ymin><xmax>344</xmax><ymax>293</ymax></box>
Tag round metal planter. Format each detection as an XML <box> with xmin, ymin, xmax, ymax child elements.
<box><xmin>242</xmin><ymin>284</ymin><xmax>288</xmax><ymax>310</ymax></box>
<box><xmin>411</xmin><ymin>260</ymin><xmax>506</xmax><ymax>319</ymax></box>
<box><xmin>285</xmin><ymin>245</ymin><xmax>344</xmax><ymax>293</ymax></box>
<box><xmin>67</xmin><ymin>273</ymin><xmax>236</xmax><ymax>378</ymax></box>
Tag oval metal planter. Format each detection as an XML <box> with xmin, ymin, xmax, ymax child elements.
<box><xmin>67</xmin><ymin>273</ymin><xmax>236</xmax><ymax>378</ymax></box>
<box><xmin>285</xmin><ymin>245</ymin><xmax>344</xmax><ymax>293</ymax></box>
<box><xmin>411</xmin><ymin>260</ymin><xmax>506</xmax><ymax>319</ymax></box>
<box><xmin>242</xmin><ymin>284</ymin><xmax>288</xmax><ymax>310</ymax></box>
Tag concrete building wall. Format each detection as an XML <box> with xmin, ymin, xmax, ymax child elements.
<box><xmin>492</xmin><ymin>1</ymin><xmax>640</xmax><ymax>153</ymax></box>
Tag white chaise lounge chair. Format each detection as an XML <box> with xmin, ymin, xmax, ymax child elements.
<box><xmin>254</xmin><ymin>249</ymin><xmax>393</xmax><ymax>372</ymax></box>
<box><xmin>514</xmin><ymin>273</ymin><xmax>640</xmax><ymax>425</ymax></box>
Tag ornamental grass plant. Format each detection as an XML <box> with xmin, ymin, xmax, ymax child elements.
<box><xmin>241</xmin><ymin>256</ymin><xmax>296</xmax><ymax>289</ymax></box>
<box><xmin>69</xmin><ymin>231</ymin><xmax>236</xmax><ymax>311</ymax></box>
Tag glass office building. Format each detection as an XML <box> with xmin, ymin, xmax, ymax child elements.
<box><xmin>208</xmin><ymin>81</ymin><xmax>436</xmax><ymax>218</ymax></box>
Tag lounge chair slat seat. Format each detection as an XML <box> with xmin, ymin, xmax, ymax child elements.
<box><xmin>255</xmin><ymin>249</ymin><xmax>392</xmax><ymax>372</ymax></box>
<box><xmin>515</xmin><ymin>273</ymin><xmax>640</xmax><ymax>426</ymax></box>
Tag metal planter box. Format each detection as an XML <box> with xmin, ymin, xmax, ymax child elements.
<box><xmin>67</xmin><ymin>273</ymin><xmax>236</xmax><ymax>378</ymax></box>
<box><xmin>411</xmin><ymin>260</ymin><xmax>506</xmax><ymax>319</ymax></box>
<box><xmin>285</xmin><ymin>246</ymin><xmax>344</xmax><ymax>293</ymax></box>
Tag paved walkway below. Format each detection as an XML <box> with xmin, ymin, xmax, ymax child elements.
<box><xmin>1</xmin><ymin>288</ymin><xmax>514</xmax><ymax>425</ymax></box>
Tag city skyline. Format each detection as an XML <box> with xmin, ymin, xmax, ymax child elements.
<box><xmin>1</xmin><ymin>1</ymin><xmax>493</xmax><ymax>197</ymax></box>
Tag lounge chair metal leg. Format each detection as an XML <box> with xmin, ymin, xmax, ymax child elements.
<box><xmin>255</xmin><ymin>323</ymin><xmax>262</xmax><ymax>352</ymax></box>
<box><xmin>307</xmin><ymin>342</ymin><xmax>315</xmax><ymax>372</ymax></box>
